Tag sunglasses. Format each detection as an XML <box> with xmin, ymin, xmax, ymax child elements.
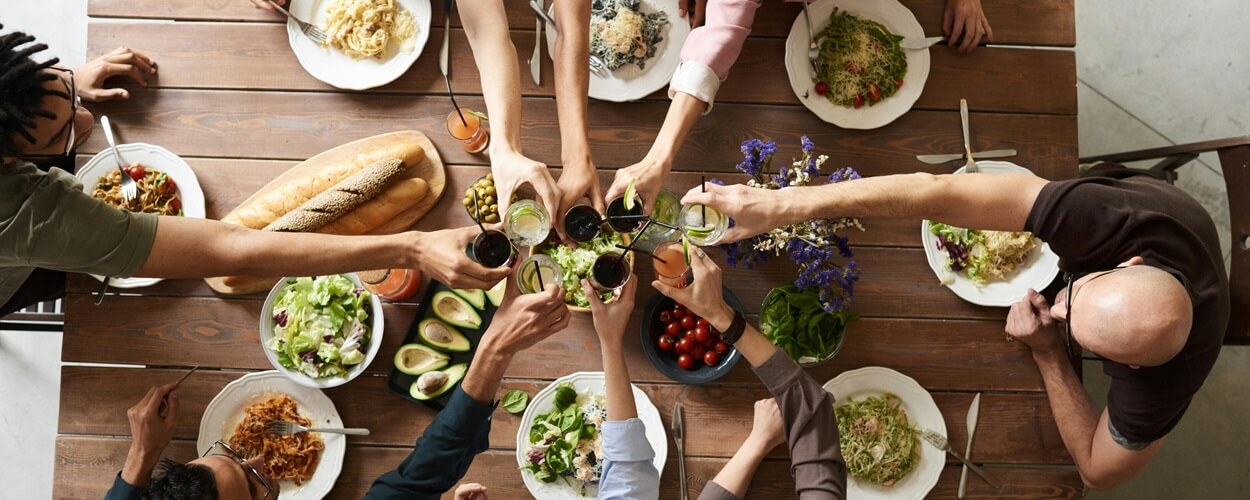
<box><xmin>201</xmin><ymin>440</ymin><xmax>275</xmax><ymax>499</ymax></box>
<box><xmin>22</xmin><ymin>67</ymin><xmax>79</xmax><ymax>161</ymax></box>
<box><xmin>1060</xmin><ymin>266</ymin><xmax>1128</xmax><ymax>363</ymax></box>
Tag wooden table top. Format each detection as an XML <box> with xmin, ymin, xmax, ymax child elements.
<box><xmin>56</xmin><ymin>0</ymin><xmax>1081</xmax><ymax>498</ymax></box>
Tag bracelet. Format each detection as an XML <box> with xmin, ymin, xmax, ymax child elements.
<box><xmin>719</xmin><ymin>311</ymin><xmax>746</xmax><ymax>345</ymax></box>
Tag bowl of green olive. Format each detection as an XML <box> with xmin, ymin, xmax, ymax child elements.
<box><xmin>463</xmin><ymin>174</ymin><xmax>517</xmax><ymax>224</ymax></box>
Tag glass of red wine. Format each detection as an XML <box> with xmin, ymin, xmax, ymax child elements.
<box><xmin>589</xmin><ymin>252</ymin><xmax>631</xmax><ymax>293</ymax></box>
<box><xmin>464</xmin><ymin>229</ymin><xmax>516</xmax><ymax>268</ymax></box>
<box><xmin>563</xmin><ymin>204</ymin><xmax>603</xmax><ymax>243</ymax></box>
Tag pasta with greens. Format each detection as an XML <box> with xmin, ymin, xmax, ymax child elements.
<box><xmin>836</xmin><ymin>393</ymin><xmax>919</xmax><ymax>486</ymax></box>
<box><xmin>590</xmin><ymin>0</ymin><xmax>669</xmax><ymax>71</ymax></box>
<box><xmin>811</xmin><ymin>9</ymin><xmax>907</xmax><ymax>108</ymax></box>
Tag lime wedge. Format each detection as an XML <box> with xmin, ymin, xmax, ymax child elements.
<box><xmin>623</xmin><ymin>178</ymin><xmax>638</xmax><ymax>211</ymax></box>
<box><xmin>466</xmin><ymin>109</ymin><xmax>489</xmax><ymax>121</ymax></box>
<box><xmin>681</xmin><ymin>235</ymin><xmax>691</xmax><ymax>264</ymax></box>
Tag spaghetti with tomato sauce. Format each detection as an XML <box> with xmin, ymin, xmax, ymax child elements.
<box><xmin>91</xmin><ymin>163</ymin><xmax>183</xmax><ymax>216</ymax></box>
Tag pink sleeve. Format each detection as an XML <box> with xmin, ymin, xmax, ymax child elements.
<box><xmin>679</xmin><ymin>0</ymin><xmax>764</xmax><ymax>80</ymax></box>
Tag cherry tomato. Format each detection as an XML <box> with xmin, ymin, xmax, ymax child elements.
<box><xmin>703</xmin><ymin>350</ymin><xmax>720</xmax><ymax>366</ymax></box>
<box><xmin>867</xmin><ymin>83</ymin><xmax>882</xmax><ymax>102</ymax></box>
<box><xmin>680</xmin><ymin>316</ymin><xmax>695</xmax><ymax>330</ymax></box>
<box><xmin>895</xmin><ymin>78</ymin><xmax>904</xmax><ymax>89</ymax></box>
<box><xmin>124</xmin><ymin>163</ymin><xmax>145</xmax><ymax>181</ymax></box>
<box><xmin>665</xmin><ymin>322</ymin><xmax>681</xmax><ymax>337</ymax></box>
<box><xmin>683</xmin><ymin>329</ymin><xmax>696</xmax><ymax>340</ymax></box>
<box><xmin>158</xmin><ymin>176</ymin><xmax>177</xmax><ymax>195</ymax></box>
<box><xmin>170</xmin><ymin>198</ymin><xmax>182</xmax><ymax>212</ymax></box>
<box><xmin>657</xmin><ymin>335</ymin><xmax>675</xmax><ymax>352</ymax></box>
<box><xmin>671</xmin><ymin>307</ymin><xmax>686</xmax><ymax>320</ymax></box>
<box><xmin>697</xmin><ymin>318</ymin><xmax>709</xmax><ymax>329</ymax></box>
<box><xmin>853</xmin><ymin>95</ymin><xmax>865</xmax><ymax>109</ymax></box>
<box><xmin>814</xmin><ymin>81</ymin><xmax>830</xmax><ymax>96</ymax></box>
<box><xmin>690</xmin><ymin>345</ymin><xmax>707</xmax><ymax>360</ymax></box>
<box><xmin>658</xmin><ymin>311</ymin><xmax>672</xmax><ymax>324</ymax></box>
<box><xmin>677</xmin><ymin>354</ymin><xmax>695</xmax><ymax>370</ymax></box>
<box><xmin>694</xmin><ymin>325</ymin><xmax>711</xmax><ymax>344</ymax></box>
<box><xmin>714</xmin><ymin>341</ymin><xmax>730</xmax><ymax>356</ymax></box>
<box><xmin>675</xmin><ymin>337</ymin><xmax>693</xmax><ymax>355</ymax></box>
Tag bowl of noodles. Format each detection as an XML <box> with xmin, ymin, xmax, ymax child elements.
<box><xmin>199</xmin><ymin>371</ymin><xmax>345</xmax><ymax>499</ymax></box>
<box><xmin>286</xmin><ymin>0</ymin><xmax>432</xmax><ymax>90</ymax></box>
<box><xmin>76</xmin><ymin>142</ymin><xmax>206</xmax><ymax>288</ymax></box>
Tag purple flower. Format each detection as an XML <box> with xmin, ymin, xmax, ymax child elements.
<box><xmin>801</xmin><ymin>135</ymin><xmax>814</xmax><ymax>153</ymax></box>
<box><xmin>708</xmin><ymin>177</ymin><xmax>726</xmax><ymax>186</ymax></box>
<box><xmin>829</xmin><ymin>166</ymin><xmax>862</xmax><ymax>183</ymax></box>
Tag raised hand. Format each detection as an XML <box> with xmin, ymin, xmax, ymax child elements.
<box><xmin>480</xmin><ymin>270</ymin><xmax>570</xmax><ymax>356</ymax></box>
<box><xmin>652</xmin><ymin>246</ymin><xmax>735</xmax><ymax>330</ymax></box>
<box><xmin>585</xmin><ymin>275</ymin><xmax>638</xmax><ymax>347</ymax></box>
<box><xmin>491</xmin><ymin>150</ymin><xmax>562</xmax><ymax>222</ymax></box>
<box><xmin>554</xmin><ymin>160</ymin><xmax>604</xmax><ymax>243</ymax></box>
<box><xmin>679</xmin><ymin>183</ymin><xmax>784</xmax><ymax>244</ymax></box>
<box><xmin>604</xmin><ymin>160</ymin><xmax>667</xmax><ymax>216</ymax></box>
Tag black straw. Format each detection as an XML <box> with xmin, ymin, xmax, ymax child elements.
<box><xmin>533</xmin><ymin>258</ymin><xmax>545</xmax><ymax>291</ymax></box>
<box><xmin>471</xmin><ymin>195</ymin><xmax>486</xmax><ymax>233</ymax></box>
<box><xmin>616</xmin><ymin>243</ymin><xmax>668</xmax><ymax>264</ymax></box>
<box><xmin>444</xmin><ymin>74</ymin><xmax>468</xmax><ymax>127</ymax></box>
<box><xmin>623</xmin><ymin>220</ymin><xmax>652</xmax><ymax>256</ymax></box>
<box><xmin>700</xmin><ymin>175</ymin><xmax>707</xmax><ymax>226</ymax></box>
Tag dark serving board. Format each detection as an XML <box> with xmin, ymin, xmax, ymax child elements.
<box><xmin>387</xmin><ymin>280</ymin><xmax>501</xmax><ymax>411</ymax></box>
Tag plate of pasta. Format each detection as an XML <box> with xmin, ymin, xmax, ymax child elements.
<box><xmin>545</xmin><ymin>0</ymin><xmax>691</xmax><ymax>102</ymax></box>
<box><xmin>784</xmin><ymin>0</ymin><xmax>929</xmax><ymax>129</ymax></box>
<box><xmin>76</xmin><ymin>142</ymin><xmax>206</xmax><ymax>288</ymax></box>
<box><xmin>287</xmin><ymin>0</ymin><xmax>432</xmax><ymax>90</ymax></box>
<box><xmin>199</xmin><ymin>371</ymin><xmax>345</xmax><ymax>499</ymax></box>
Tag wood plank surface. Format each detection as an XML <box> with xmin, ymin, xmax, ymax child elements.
<box><xmin>87</xmin><ymin>0</ymin><xmax>1076</xmax><ymax>46</ymax></box>
<box><xmin>86</xmin><ymin>22</ymin><xmax>1076</xmax><ymax>115</ymax></box>
<box><xmin>75</xmin><ymin>90</ymin><xmax>1077</xmax><ymax>175</ymax></box>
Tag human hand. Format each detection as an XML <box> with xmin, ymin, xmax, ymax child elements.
<box><xmin>604</xmin><ymin>159</ymin><xmax>668</xmax><ymax>216</ymax></box>
<box><xmin>73</xmin><ymin>47</ymin><xmax>157</xmax><ymax>102</ymax></box>
<box><xmin>414</xmin><ymin>227</ymin><xmax>511</xmax><ymax>290</ymax></box>
<box><xmin>249</xmin><ymin>0</ymin><xmax>285</xmax><ymax>11</ymax></box>
<box><xmin>554</xmin><ymin>158</ymin><xmax>604</xmax><ymax>243</ymax></box>
<box><xmin>944</xmin><ymin>0</ymin><xmax>993</xmax><ymax>53</ymax></box>
<box><xmin>679</xmin><ymin>183</ymin><xmax>781</xmax><ymax>244</ymax></box>
<box><xmin>454</xmin><ymin>483</ymin><xmax>488</xmax><ymax>500</ymax></box>
<box><xmin>652</xmin><ymin>247</ymin><xmax>735</xmax><ymax>331</ymax></box>
<box><xmin>127</xmin><ymin>383</ymin><xmax>178</xmax><ymax>459</ymax></box>
<box><xmin>1006</xmin><ymin>289</ymin><xmax>1063</xmax><ymax>355</ymax></box>
<box><xmin>678</xmin><ymin>0</ymin><xmax>708</xmax><ymax>28</ymax></box>
<box><xmin>585</xmin><ymin>275</ymin><xmax>637</xmax><ymax>348</ymax></box>
<box><xmin>491</xmin><ymin>150</ymin><xmax>561</xmax><ymax>221</ymax></box>
<box><xmin>479</xmin><ymin>269</ymin><xmax>570</xmax><ymax>357</ymax></box>
<box><xmin>746</xmin><ymin>398</ymin><xmax>786</xmax><ymax>450</ymax></box>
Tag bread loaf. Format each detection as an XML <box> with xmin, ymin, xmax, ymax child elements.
<box><xmin>317</xmin><ymin>177</ymin><xmax>429</xmax><ymax>235</ymax></box>
<box><xmin>264</xmin><ymin>158</ymin><xmax>406</xmax><ymax>232</ymax></box>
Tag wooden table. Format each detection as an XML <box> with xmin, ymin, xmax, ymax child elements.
<box><xmin>56</xmin><ymin>0</ymin><xmax>1082</xmax><ymax>497</ymax></box>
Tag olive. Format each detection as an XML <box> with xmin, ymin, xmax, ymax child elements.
<box><xmin>484</xmin><ymin>173</ymin><xmax>493</xmax><ymax>181</ymax></box>
<box><xmin>483</xmin><ymin>195</ymin><xmax>495</xmax><ymax>205</ymax></box>
<box><xmin>485</xmin><ymin>185</ymin><xmax>496</xmax><ymax>196</ymax></box>
<box><xmin>484</xmin><ymin>214</ymin><xmax>500</xmax><ymax>223</ymax></box>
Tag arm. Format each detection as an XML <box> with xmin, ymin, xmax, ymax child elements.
<box><xmin>1008</xmin><ymin>290</ymin><xmax>1163</xmax><ymax>489</ymax></box>
<box><xmin>107</xmin><ymin>383</ymin><xmax>179</xmax><ymax>499</ymax></box>
<box><xmin>944</xmin><ymin>0</ymin><xmax>993</xmax><ymax>53</ymax></box>
<box><xmin>551</xmin><ymin>0</ymin><xmax>604</xmax><ymax>240</ymax></box>
<box><xmin>456</xmin><ymin>0</ymin><xmax>560</xmax><ymax>216</ymax></box>
<box><xmin>699</xmin><ymin>399</ymin><xmax>787</xmax><ymax>500</ymax></box>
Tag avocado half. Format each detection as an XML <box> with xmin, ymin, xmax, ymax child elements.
<box><xmin>418</xmin><ymin>318</ymin><xmax>471</xmax><ymax>353</ymax></box>
<box><xmin>452</xmin><ymin>288</ymin><xmax>487</xmax><ymax>310</ymax></box>
<box><xmin>410</xmin><ymin>363</ymin><xmax>468</xmax><ymax>400</ymax></box>
<box><xmin>486</xmin><ymin>279</ymin><xmax>507</xmax><ymax>307</ymax></box>
<box><xmin>393</xmin><ymin>343</ymin><xmax>450</xmax><ymax>376</ymax></box>
<box><xmin>431</xmin><ymin>291</ymin><xmax>483</xmax><ymax>329</ymax></box>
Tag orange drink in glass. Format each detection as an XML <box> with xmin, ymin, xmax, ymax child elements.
<box><xmin>446</xmin><ymin>108</ymin><xmax>489</xmax><ymax>153</ymax></box>
<box><xmin>652</xmin><ymin>241</ymin><xmax>690</xmax><ymax>288</ymax></box>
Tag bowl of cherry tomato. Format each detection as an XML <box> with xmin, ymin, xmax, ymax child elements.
<box><xmin>639</xmin><ymin>288</ymin><xmax>744</xmax><ymax>385</ymax></box>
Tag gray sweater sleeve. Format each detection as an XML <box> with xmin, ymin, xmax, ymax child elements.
<box><xmin>753</xmin><ymin>350</ymin><xmax>848</xmax><ymax>499</ymax></box>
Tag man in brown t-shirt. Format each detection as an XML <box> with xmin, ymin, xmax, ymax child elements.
<box><xmin>684</xmin><ymin>163</ymin><xmax>1229</xmax><ymax>490</ymax></box>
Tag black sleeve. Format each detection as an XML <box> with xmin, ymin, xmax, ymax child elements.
<box><xmin>1025</xmin><ymin>179</ymin><xmax>1137</xmax><ymax>271</ymax></box>
<box><xmin>1105</xmin><ymin>368</ymin><xmax>1192</xmax><ymax>445</ymax></box>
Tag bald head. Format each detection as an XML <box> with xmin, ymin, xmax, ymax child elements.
<box><xmin>1071</xmin><ymin>265</ymin><xmax>1192</xmax><ymax>367</ymax></box>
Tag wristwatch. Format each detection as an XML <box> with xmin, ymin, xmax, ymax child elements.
<box><xmin>719</xmin><ymin>310</ymin><xmax>746</xmax><ymax>345</ymax></box>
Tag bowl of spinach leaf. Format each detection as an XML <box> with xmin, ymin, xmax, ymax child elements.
<box><xmin>761</xmin><ymin>285</ymin><xmax>854</xmax><ymax>367</ymax></box>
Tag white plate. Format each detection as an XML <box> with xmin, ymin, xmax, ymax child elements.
<box><xmin>75</xmin><ymin>142</ymin><xmax>206</xmax><ymax>289</ymax></box>
<box><xmin>516</xmin><ymin>371</ymin><xmax>668</xmax><ymax>499</ymax></box>
<box><xmin>921</xmin><ymin>161</ymin><xmax>1061</xmax><ymax>307</ymax></box>
<box><xmin>784</xmin><ymin>0</ymin><xmax>930</xmax><ymax>129</ymax></box>
<box><xmin>824</xmin><ymin>367</ymin><xmax>945</xmax><ymax>500</ymax></box>
<box><xmin>546</xmin><ymin>0</ymin><xmax>691</xmax><ymax>102</ymax></box>
<box><xmin>288</xmin><ymin>0</ymin><xmax>432</xmax><ymax>90</ymax></box>
<box><xmin>197</xmin><ymin>371</ymin><xmax>345</xmax><ymax>500</ymax></box>
<box><xmin>259</xmin><ymin>273</ymin><xmax>385</xmax><ymax>388</ymax></box>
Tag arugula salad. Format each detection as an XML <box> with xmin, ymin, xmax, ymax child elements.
<box><xmin>542</xmin><ymin>231</ymin><xmax>625</xmax><ymax>307</ymax></box>
<box><xmin>522</xmin><ymin>383</ymin><xmax>607</xmax><ymax>494</ymax></box>
<box><xmin>267</xmin><ymin>275</ymin><xmax>373</xmax><ymax>379</ymax></box>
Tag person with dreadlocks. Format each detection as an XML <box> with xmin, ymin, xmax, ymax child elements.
<box><xmin>0</xmin><ymin>25</ymin><xmax>512</xmax><ymax>317</ymax></box>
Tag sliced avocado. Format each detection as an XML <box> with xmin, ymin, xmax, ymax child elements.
<box><xmin>452</xmin><ymin>288</ymin><xmax>487</xmax><ymax>310</ymax></box>
<box><xmin>418</xmin><ymin>318</ymin><xmax>471</xmax><ymax>353</ymax></box>
<box><xmin>431</xmin><ymin>291</ymin><xmax>483</xmax><ymax>329</ymax></box>
<box><xmin>410</xmin><ymin>363</ymin><xmax>468</xmax><ymax>400</ymax></box>
<box><xmin>394</xmin><ymin>343</ymin><xmax>450</xmax><ymax>375</ymax></box>
<box><xmin>486</xmin><ymin>279</ymin><xmax>507</xmax><ymax>307</ymax></box>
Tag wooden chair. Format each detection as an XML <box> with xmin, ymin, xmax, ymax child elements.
<box><xmin>1080</xmin><ymin>135</ymin><xmax>1250</xmax><ymax>345</ymax></box>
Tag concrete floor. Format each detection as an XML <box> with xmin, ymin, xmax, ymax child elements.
<box><xmin>2</xmin><ymin>0</ymin><xmax>1248</xmax><ymax>498</ymax></box>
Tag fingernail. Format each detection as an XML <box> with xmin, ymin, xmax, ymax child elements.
<box><xmin>120</xmin><ymin>90</ymin><xmax>129</xmax><ymax>97</ymax></box>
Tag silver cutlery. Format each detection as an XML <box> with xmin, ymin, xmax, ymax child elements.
<box><xmin>440</xmin><ymin>0</ymin><xmax>452</xmax><ymax>79</ymax></box>
<box><xmin>529</xmin><ymin>0</ymin><xmax>610</xmax><ymax>77</ymax></box>
<box><xmin>960</xmin><ymin>99</ymin><xmax>979</xmax><ymax>173</ymax></box>
<box><xmin>801</xmin><ymin>3</ymin><xmax>820</xmax><ymax>72</ymax></box>
<box><xmin>93</xmin><ymin>276</ymin><xmax>110</xmax><ymax>306</ymax></box>
<box><xmin>958</xmin><ymin>393</ymin><xmax>981</xmax><ymax>499</ymax></box>
<box><xmin>159</xmin><ymin>366</ymin><xmax>198</xmax><ymax>416</ymax></box>
<box><xmin>672</xmin><ymin>402</ymin><xmax>687</xmax><ymax>500</ymax></box>
<box><xmin>531</xmin><ymin>1</ymin><xmax>543</xmax><ymax>85</ymax></box>
<box><xmin>901</xmin><ymin>36</ymin><xmax>944</xmax><ymax>50</ymax></box>
<box><xmin>915</xmin><ymin>149</ymin><xmax>1017</xmax><ymax>165</ymax></box>
<box><xmin>100</xmin><ymin>116</ymin><xmax>137</xmax><ymax>202</ymax></box>
<box><xmin>266</xmin><ymin>0</ymin><xmax>328</xmax><ymax>44</ymax></box>
<box><xmin>917</xmin><ymin>427</ymin><xmax>1001</xmax><ymax>491</ymax></box>
<box><xmin>265</xmin><ymin>420</ymin><xmax>371</xmax><ymax>436</ymax></box>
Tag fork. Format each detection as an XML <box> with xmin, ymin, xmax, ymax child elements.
<box><xmin>99</xmin><ymin>116</ymin><xmax>137</xmax><ymax>202</ymax></box>
<box><xmin>802</xmin><ymin>2</ymin><xmax>820</xmax><ymax>73</ymax></box>
<box><xmin>265</xmin><ymin>420</ymin><xmax>370</xmax><ymax>436</ymax></box>
<box><xmin>528</xmin><ymin>0</ymin><xmax>610</xmax><ymax>77</ymax></box>
<box><xmin>959</xmin><ymin>98</ymin><xmax>980</xmax><ymax>173</ymax></box>
<box><xmin>917</xmin><ymin>428</ymin><xmax>1001</xmax><ymax>491</ymax></box>
<box><xmin>267</xmin><ymin>0</ymin><xmax>328</xmax><ymax>44</ymax></box>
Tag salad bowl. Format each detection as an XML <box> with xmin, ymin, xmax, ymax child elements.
<box><xmin>260</xmin><ymin>273</ymin><xmax>385</xmax><ymax>388</ymax></box>
<box><xmin>530</xmin><ymin>233</ymin><xmax>635</xmax><ymax>313</ymax></box>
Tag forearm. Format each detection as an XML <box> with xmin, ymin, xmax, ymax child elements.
<box><xmin>600</xmin><ymin>339</ymin><xmax>638</xmax><ymax>421</ymax></box>
<box><xmin>704</xmin><ymin>306</ymin><xmax>777</xmax><ymax>368</ymax></box>
<box><xmin>119</xmin><ymin>445</ymin><xmax>161</xmax><ymax>489</ymax></box>
<box><xmin>553</xmin><ymin>0</ymin><xmax>593</xmax><ymax>168</ymax></box>
<box><xmin>137</xmin><ymin>217</ymin><xmax>417</xmax><ymax>278</ymax></box>
<box><xmin>458</xmin><ymin>0</ymin><xmax>524</xmax><ymax>153</ymax></box>
<box><xmin>460</xmin><ymin>340</ymin><xmax>514</xmax><ymax>404</ymax></box>
<box><xmin>707</xmin><ymin>435</ymin><xmax>771</xmax><ymax>498</ymax></box>
<box><xmin>641</xmin><ymin>93</ymin><xmax>705</xmax><ymax>167</ymax></box>
<box><xmin>1032</xmin><ymin>350</ymin><xmax>1102</xmax><ymax>475</ymax></box>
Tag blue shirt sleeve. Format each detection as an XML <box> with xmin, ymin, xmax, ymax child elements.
<box><xmin>597</xmin><ymin>418</ymin><xmax>660</xmax><ymax>500</ymax></box>
<box><xmin>365</xmin><ymin>386</ymin><xmax>496</xmax><ymax>499</ymax></box>
<box><xmin>103</xmin><ymin>472</ymin><xmax>144</xmax><ymax>500</ymax></box>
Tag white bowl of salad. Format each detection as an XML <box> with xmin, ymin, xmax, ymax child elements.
<box><xmin>260</xmin><ymin>274</ymin><xmax>385</xmax><ymax>388</ymax></box>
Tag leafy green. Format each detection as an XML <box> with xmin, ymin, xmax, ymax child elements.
<box><xmin>502</xmin><ymin>389</ymin><xmax>530</xmax><ymax>414</ymax></box>
<box><xmin>265</xmin><ymin>275</ymin><xmax>372</xmax><ymax>379</ymax></box>
<box><xmin>760</xmin><ymin>286</ymin><xmax>853</xmax><ymax>362</ymax></box>
<box><xmin>543</xmin><ymin>232</ymin><xmax>624</xmax><ymax>307</ymax></box>
<box><xmin>521</xmin><ymin>384</ymin><xmax>603</xmax><ymax>488</ymax></box>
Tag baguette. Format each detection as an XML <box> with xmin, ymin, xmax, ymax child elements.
<box><xmin>224</xmin><ymin>142</ymin><xmax>426</xmax><ymax>229</ymax></box>
<box><xmin>317</xmin><ymin>177</ymin><xmax>429</xmax><ymax>234</ymax></box>
<box><xmin>264</xmin><ymin>158</ymin><xmax>406</xmax><ymax>232</ymax></box>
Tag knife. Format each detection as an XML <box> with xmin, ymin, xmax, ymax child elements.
<box><xmin>530</xmin><ymin>1</ymin><xmax>542</xmax><ymax>86</ymax></box>
<box><xmin>958</xmin><ymin>393</ymin><xmax>981</xmax><ymax>499</ymax></box>
<box><xmin>960</xmin><ymin>99</ymin><xmax>979</xmax><ymax>172</ymax></box>
<box><xmin>915</xmin><ymin>149</ymin><xmax>1017</xmax><ymax>164</ymax></box>
<box><xmin>672</xmin><ymin>402</ymin><xmax>687</xmax><ymax>500</ymax></box>
<box><xmin>901</xmin><ymin>36</ymin><xmax>988</xmax><ymax>50</ymax></box>
<box><xmin>439</xmin><ymin>0</ymin><xmax>451</xmax><ymax>79</ymax></box>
